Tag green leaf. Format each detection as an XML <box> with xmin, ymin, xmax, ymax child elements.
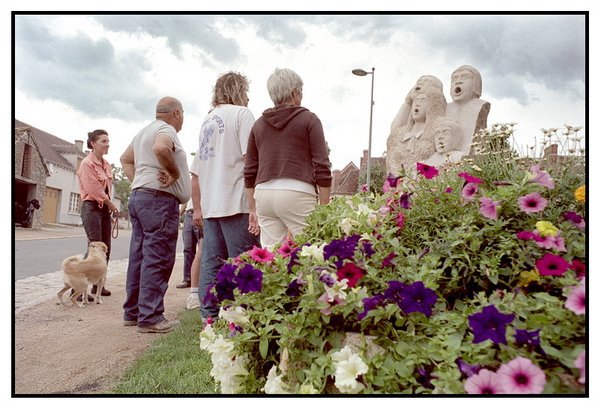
<box><xmin>259</xmin><ymin>336</ymin><xmax>269</xmax><ymax>359</ymax></box>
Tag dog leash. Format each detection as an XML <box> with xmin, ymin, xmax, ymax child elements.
<box><xmin>112</xmin><ymin>213</ymin><xmax>119</xmax><ymax>239</ymax></box>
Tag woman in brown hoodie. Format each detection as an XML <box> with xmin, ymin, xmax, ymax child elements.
<box><xmin>244</xmin><ymin>68</ymin><xmax>332</xmax><ymax>248</ymax></box>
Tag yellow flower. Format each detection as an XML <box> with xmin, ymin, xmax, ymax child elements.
<box><xmin>518</xmin><ymin>270</ymin><xmax>539</xmax><ymax>287</ymax></box>
<box><xmin>535</xmin><ymin>221</ymin><xmax>558</xmax><ymax>237</ymax></box>
<box><xmin>575</xmin><ymin>185</ymin><xmax>585</xmax><ymax>203</ymax></box>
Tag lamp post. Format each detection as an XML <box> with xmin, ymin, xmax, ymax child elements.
<box><xmin>352</xmin><ymin>67</ymin><xmax>375</xmax><ymax>191</ymax></box>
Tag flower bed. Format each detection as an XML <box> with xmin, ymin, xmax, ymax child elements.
<box><xmin>199</xmin><ymin>125</ymin><xmax>586</xmax><ymax>394</ymax></box>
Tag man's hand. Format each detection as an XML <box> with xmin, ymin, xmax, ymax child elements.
<box><xmin>158</xmin><ymin>169</ymin><xmax>176</xmax><ymax>188</ymax></box>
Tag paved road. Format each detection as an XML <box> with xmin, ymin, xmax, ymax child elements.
<box><xmin>14</xmin><ymin>228</ymin><xmax>184</xmax><ymax>280</ymax></box>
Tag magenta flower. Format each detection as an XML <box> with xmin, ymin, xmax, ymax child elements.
<box><xmin>496</xmin><ymin>357</ymin><xmax>546</xmax><ymax>394</ymax></box>
<box><xmin>383</xmin><ymin>174</ymin><xmax>402</xmax><ymax>192</ymax></box>
<box><xmin>277</xmin><ymin>239</ymin><xmax>295</xmax><ymax>258</ymax></box>
<box><xmin>360</xmin><ymin>183</ymin><xmax>369</xmax><ymax>192</ymax></box>
<box><xmin>249</xmin><ymin>246</ymin><xmax>275</xmax><ymax>263</ymax></box>
<box><xmin>444</xmin><ymin>186</ymin><xmax>453</xmax><ymax>193</ymax></box>
<box><xmin>565</xmin><ymin>278</ymin><xmax>585</xmax><ymax>315</ymax></box>
<box><xmin>516</xmin><ymin>231</ymin><xmax>537</xmax><ymax>241</ymax></box>
<box><xmin>479</xmin><ymin>197</ymin><xmax>501</xmax><ymax>220</ymax></box>
<box><xmin>535</xmin><ymin>253</ymin><xmax>571</xmax><ymax>276</ymax></box>
<box><xmin>528</xmin><ymin>164</ymin><xmax>555</xmax><ymax>189</ymax></box>
<box><xmin>570</xmin><ymin>259</ymin><xmax>586</xmax><ymax>279</ymax></box>
<box><xmin>533</xmin><ymin>234</ymin><xmax>566</xmax><ymax>252</ymax></box>
<box><xmin>395</xmin><ymin>212</ymin><xmax>406</xmax><ymax>229</ymax></box>
<box><xmin>458</xmin><ymin>171</ymin><xmax>484</xmax><ymax>185</ymax></box>
<box><xmin>464</xmin><ymin>369</ymin><xmax>504</xmax><ymax>394</ymax></box>
<box><xmin>574</xmin><ymin>350</ymin><xmax>585</xmax><ymax>384</ymax></box>
<box><xmin>468</xmin><ymin>305</ymin><xmax>515</xmax><ymax>344</ymax></box>
<box><xmin>461</xmin><ymin>183</ymin><xmax>479</xmax><ymax>202</ymax></box>
<box><xmin>563</xmin><ymin>211</ymin><xmax>585</xmax><ymax>229</ymax></box>
<box><xmin>416</xmin><ymin>162</ymin><xmax>439</xmax><ymax>179</ymax></box>
<box><xmin>518</xmin><ymin>192</ymin><xmax>548</xmax><ymax>214</ymax></box>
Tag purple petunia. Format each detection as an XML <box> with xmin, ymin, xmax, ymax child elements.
<box><xmin>398</xmin><ymin>281</ymin><xmax>438</xmax><ymax>317</ymax></box>
<box><xmin>416</xmin><ymin>162</ymin><xmax>439</xmax><ymax>179</ymax></box>
<box><xmin>357</xmin><ymin>294</ymin><xmax>386</xmax><ymax>320</ymax></box>
<box><xmin>479</xmin><ymin>197</ymin><xmax>501</xmax><ymax>220</ymax></box>
<box><xmin>383</xmin><ymin>174</ymin><xmax>402</xmax><ymax>192</ymax></box>
<box><xmin>563</xmin><ymin>211</ymin><xmax>585</xmax><ymax>229</ymax></box>
<box><xmin>468</xmin><ymin>305</ymin><xmax>515</xmax><ymax>345</ymax></box>
<box><xmin>456</xmin><ymin>358</ymin><xmax>482</xmax><ymax>378</ymax></box>
<box><xmin>214</xmin><ymin>263</ymin><xmax>239</xmax><ymax>301</ymax></box>
<box><xmin>517</xmin><ymin>192</ymin><xmax>548</xmax><ymax>214</ymax></box>
<box><xmin>319</xmin><ymin>273</ymin><xmax>336</xmax><ymax>287</ymax></box>
<box><xmin>362</xmin><ymin>241</ymin><xmax>375</xmax><ymax>258</ymax></box>
<box><xmin>285</xmin><ymin>278</ymin><xmax>304</xmax><ymax>297</ymax></box>
<box><xmin>323</xmin><ymin>235</ymin><xmax>360</xmax><ymax>267</ymax></box>
<box><xmin>514</xmin><ymin>329</ymin><xmax>541</xmax><ymax>348</ymax></box>
<box><xmin>399</xmin><ymin>192</ymin><xmax>413</xmax><ymax>209</ymax></box>
<box><xmin>383</xmin><ymin>280</ymin><xmax>405</xmax><ymax>305</ymax></box>
<box><xmin>235</xmin><ymin>264</ymin><xmax>263</xmax><ymax>293</ymax></box>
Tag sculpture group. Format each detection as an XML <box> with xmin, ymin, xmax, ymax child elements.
<box><xmin>386</xmin><ymin>65</ymin><xmax>491</xmax><ymax>176</ymax></box>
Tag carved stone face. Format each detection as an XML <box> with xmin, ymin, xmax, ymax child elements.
<box><xmin>434</xmin><ymin>124</ymin><xmax>456</xmax><ymax>152</ymax></box>
<box><xmin>451</xmin><ymin>69</ymin><xmax>475</xmax><ymax>102</ymax></box>
<box><xmin>411</xmin><ymin>94</ymin><xmax>428</xmax><ymax>122</ymax></box>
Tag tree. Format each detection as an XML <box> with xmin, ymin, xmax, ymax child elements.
<box><xmin>112</xmin><ymin>165</ymin><xmax>131</xmax><ymax>212</ymax></box>
<box><xmin>358</xmin><ymin>161</ymin><xmax>387</xmax><ymax>194</ymax></box>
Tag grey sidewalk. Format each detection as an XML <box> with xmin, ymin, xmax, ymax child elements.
<box><xmin>14</xmin><ymin>224</ymin><xmax>185</xmax><ymax>314</ymax></box>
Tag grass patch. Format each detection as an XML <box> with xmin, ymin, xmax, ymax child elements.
<box><xmin>111</xmin><ymin>310</ymin><xmax>217</xmax><ymax>394</ymax></box>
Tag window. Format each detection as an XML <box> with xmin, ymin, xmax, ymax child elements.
<box><xmin>68</xmin><ymin>192</ymin><xmax>81</xmax><ymax>213</ymax></box>
<box><xmin>21</xmin><ymin>143</ymin><xmax>32</xmax><ymax>178</ymax></box>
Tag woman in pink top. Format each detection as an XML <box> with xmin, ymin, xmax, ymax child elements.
<box><xmin>76</xmin><ymin>129</ymin><xmax>120</xmax><ymax>298</ymax></box>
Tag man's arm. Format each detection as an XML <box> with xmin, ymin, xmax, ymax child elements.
<box><xmin>153</xmin><ymin>133</ymin><xmax>180</xmax><ymax>187</ymax></box>
<box><xmin>191</xmin><ymin>174</ymin><xmax>203</xmax><ymax>228</ymax></box>
<box><xmin>120</xmin><ymin>145</ymin><xmax>135</xmax><ymax>182</ymax></box>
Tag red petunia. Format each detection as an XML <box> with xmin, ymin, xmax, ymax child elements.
<box><xmin>336</xmin><ymin>262</ymin><xmax>365</xmax><ymax>287</ymax></box>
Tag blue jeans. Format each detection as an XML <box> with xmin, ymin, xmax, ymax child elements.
<box><xmin>123</xmin><ymin>190</ymin><xmax>179</xmax><ymax>327</ymax></box>
<box><xmin>80</xmin><ymin>200</ymin><xmax>111</xmax><ymax>261</ymax></box>
<box><xmin>199</xmin><ymin>213</ymin><xmax>260</xmax><ymax>319</ymax></box>
<box><xmin>182</xmin><ymin>210</ymin><xmax>202</xmax><ymax>282</ymax></box>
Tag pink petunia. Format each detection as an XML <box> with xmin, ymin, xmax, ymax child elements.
<box><xmin>464</xmin><ymin>369</ymin><xmax>505</xmax><ymax>394</ymax></box>
<box><xmin>574</xmin><ymin>350</ymin><xmax>585</xmax><ymax>384</ymax></box>
<box><xmin>458</xmin><ymin>171</ymin><xmax>484</xmax><ymax>185</ymax></box>
<box><xmin>565</xmin><ymin>278</ymin><xmax>586</xmax><ymax>315</ymax></box>
<box><xmin>535</xmin><ymin>253</ymin><xmax>571</xmax><ymax>276</ymax></box>
<box><xmin>518</xmin><ymin>192</ymin><xmax>548</xmax><ymax>214</ymax></box>
<box><xmin>416</xmin><ymin>162</ymin><xmax>439</xmax><ymax>179</ymax></box>
<box><xmin>479</xmin><ymin>197</ymin><xmax>501</xmax><ymax>220</ymax></box>
<box><xmin>516</xmin><ymin>231</ymin><xmax>537</xmax><ymax>241</ymax></box>
<box><xmin>277</xmin><ymin>240</ymin><xmax>295</xmax><ymax>257</ymax></box>
<box><xmin>248</xmin><ymin>246</ymin><xmax>275</xmax><ymax>263</ymax></box>
<box><xmin>395</xmin><ymin>212</ymin><xmax>406</xmax><ymax>229</ymax></box>
<box><xmin>533</xmin><ymin>234</ymin><xmax>566</xmax><ymax>252</ymax></box>
<box><xmin>461</xmin><ymin>183</ymin><xmax>479</xmax><ymax>202</ymax></box>
<box><xmin>528</xmin><ymin>164</ymin><xmax>555</xmax><ymax>189</ymax></box>
<box><xmin>496</xmin><ymin>357</ymin><xmax>547</xmax><ymax>394</ymax></box>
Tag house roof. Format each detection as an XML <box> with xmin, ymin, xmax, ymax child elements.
<box><xmin>14</xmin><ymin>126</ymin><xmax>51</xmax><ymax>177</ymax></box>
<box><xmin>15</xmin><ymin>119</ymin><xmax>85</xmax><ymax>171</ymax></box>
<box><xmin>332</xmin><ymin>161</ymin><xmax>360</xmax><ymax>195</ymax></box>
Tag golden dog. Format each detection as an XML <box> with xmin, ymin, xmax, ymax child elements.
<box><xmin>56</xmin><ymin>241</ymin><xmax>108</xmax><ymax>307</ymax></box>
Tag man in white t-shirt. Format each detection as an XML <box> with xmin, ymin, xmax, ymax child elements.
<box><xmin>191</xmin><ymin>72</ymin><xmax>260</xmax><ymax>323</ymax></box>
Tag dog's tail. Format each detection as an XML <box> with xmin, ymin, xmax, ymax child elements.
<box><xmin>62</xmin><ymin>255</ymin><xmax>84</xmax><ymax>271</ymax></box>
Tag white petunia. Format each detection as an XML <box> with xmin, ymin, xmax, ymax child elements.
<box><xmin>300</xmin><ymin>243</ymin><xmax>326</xmax><ymax>261</ymax></box>
<box><xmin>262</xmin><ymin>365</ymin><xmax>290</xmax><ymax>394</ymax></box>
<box><xmin>331</xmin><ymin>346</ymin><xmax>354</xmax><ymax>363</ymax></box>
<box><xmin>199</xmin><ymin>325</ymin><xmax>216</xmax><ymax>350</ymax></box>
<box><xmin>334</xmin><ymin>355</ymin><xmax>368</xmax><ymax>393</ymax></box>
<box><xmin>357</xmin><ymin>203</ymin><xmax>373</xmax><ymax>216</ymax></box>
<box><xmin>219</xmin><ymin>305</ymin><xmax>250</xmax><ymax>325</ymax></box>
<box><xmin>340</xmin><ymin>217</ymin><xmax>357</xmax><ymax>235</ymax></box>
<box><xmin>325</xmin><ymin>278</ymin><xmax>349</xmax><ymax>301</ymax></box>
<box><xmin>298</xmin><ymin>382</ymin><xmax>319</xmax><ymax>394</ymax></box>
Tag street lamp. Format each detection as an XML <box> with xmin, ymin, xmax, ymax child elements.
<box><xmin>352</xmin><ymin>67</ymin><xmax>375</xmax><ymax>191</ymax></box>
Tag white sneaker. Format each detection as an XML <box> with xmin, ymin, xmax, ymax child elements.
<box><xmin>186</xmin><ymin>293</ymin><xmax>200</xmax><ymax>310</ymax></box>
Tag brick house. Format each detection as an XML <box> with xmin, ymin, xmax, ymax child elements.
<box><xmin>14</xmin><ymin>120</ymin><xmax>121</xmax><ymax>228</ymax></box>
<box><xmin>331</xmin><ymin>150</ymin><xmax>387</xmax><ymax>196</ymax></box>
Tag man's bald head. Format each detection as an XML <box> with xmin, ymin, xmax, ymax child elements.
<box><xmin>155</xmin><ymin>96</ymin><xmax>184</xmax><ymax>132</ymax></box>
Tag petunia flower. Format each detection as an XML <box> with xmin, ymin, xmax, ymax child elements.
<box><xmin>299</xmin><ymin>243</ymin><xmax>326</xmax><ymax>261</ymax></box>
<box><xmin>574</xmin><ymin>350</ymin><xmax>585</xmax><ymax>384</ymax></box>
<box><xmin>382</xmin><ymin>252</ymin><xmax>397</xmax><ymax>268</ymax></box>
<box><xmin>235</xmin><ymin>264</ymin><xmax>263</xmax><ymax>293</ymax></box>
<box><xmin>285</xmin><ymin>278</ymin><xmax>304</xmax><ymax>297</ymax></box>
<box><xmin>458</xmin><ymin>171</ymin><xmax>484</xmax><ymax>185</ymax></box>
<box><xmin>517</xmin><ymin>270</ymin><xmax>539</xmax><ymax>287</ymax></box>
<box><xmin>514</xmin><ymin>329</ymin><xmax>541</xmax><ymax>348</ymax></box>
<box><xmin>468</xmin><ymin>305</ymin><xmax>515</xmax><ymax>344</ymax></box>
<box><xmin>383</xmin><ymin>280</ymin><xmax>405</xmax><ymax>305</ymax></box>
<box><xmin>464</xmin><ymin>369</ymin><xmax>505</xmax><ymax>394</ymax></box>
<box><xmin>399</xmin><ymin>192</ymin><xmax>412</xmax><ymax>209</ymax></box>
<box><xmin>461</xmin><ymin>183</ymin><xmax>479</xmax><ymax>202</ymax></box>
<box><xmin>324</xmin><ymin>235</ymin><xmax>360</xmax><ymax>266</ymax></box>
<box><xmin>416</xmin><ymin>162</ymin><xmax>439</xmax><ymax>179</ymax></box>
<box><xmin>357</xmin><ymin>294</ymin><xmax>386</xmax><ymax>320</ymax></box>
<box><xmin>248</xmin><ymin>246</ymin><xmax>275</xmax><ymax>263</ymax></box>
<box><xmin>262</xmin><ymin>365</ymin><xmax>290</xmax><ymax>394</ymax></box>
<box><xmin>496</xmin><ymin>356</ymin><xmax>546</xmax><ymax>394</ymax></box>
<box><xmin>528</xmin><ymin>164</ymin><xmax>555</xmax><ymax>189</ymax></box>
<box><xmin>214</xmin><ymin>264</ymin><xmax>239</xmax><ymax>301</ymax></box>
<box><xmin>360</xmin><ymin>183</ymin><xmax>369</xmax><ymax>192</ymax></box>
<box><xmin>336</xmin><ymin>262</ymin><xmax>365</xmax><ymax>288</ymax></box>
<box><xmin>219</xmin><ymin>305</ymin><xmax>250</xmax><ymax>325</ymax></box>
<box><xmin>334</xmin><ymin>353</ymin><xmax>369</xmax><ymax>394</ymax></box>
<box><xmin>362</xmin><ymin>241</ymin><xmax>375</xmax><ymax>258</ymax></box>
<box><xmin>535</xmin><ymin>221</ymin><xmax>558</xmax><ymax>237</ymax></box>
<box><xmin>563</xmin><ymin>211</ymin><xmax>585</xmax><ymax>229</ymax></box>
<box><xmin>276</xmin><ymin>239</ymin><xmax>295</xmax><ymax>257</ymax></box>
<box><xmin>570</xmin><ymin>259</ymin><xmax>586</xmax><ymax>279</ymax></box>
<box><xmin>535</xmin><ymin>253</ymin><xmax>571</xmax><ymax>276</ymax></box>
<box><xmin>479</xmin><ymin>197</ymin><xmax>501</xmax><ymax>220</ymax></box>
<box><xmin>398</xmin><ymin>281</ymin><xmax>438</xmax><ymax>317</ymax></box>
<box><xmin>565</xmin><ymin>278</ymin><xmax>585</xmax><ymax>315</ymax></box>
<box><xmin>574</xmin><ymin>185</ymin><xmax>585</xmax><ymax>203</ymax></box>
<box><xmin>444</xmin><ymin>186</ymin><xmax>453</xmax><ymax>193</ymax></box>
<box><xmin>395</xmin><ymin>212</ymin><xmax>406</xmax><ymax>229</ymax></box>
<box><xmin>533</xmin><ymin>233</ymin><xmax>566</xmax><ymax>252</ymax></box>
<box><xmin>518</xmin><ymin>192</ymin><xmax>548</xmax><ymax>214</ymax></box>
<box><xmin>456</xmin><ymin>358</ymin><xmax>482</xmax><ymax>378</ymax></box>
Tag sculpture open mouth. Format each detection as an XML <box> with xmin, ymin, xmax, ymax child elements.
<box><xmin>414</xmin><ymin>108</ymin><xmax>420</xmax><ymax>113</ymax></box>
<box><xmin>454</xmin><ymin>86</ymin><xmax>462</xmax><ymax>94</ymax></box>
<box><xmin>414</xmin><ymin>86</ymin><xmax>421</xmax><ymax>91</ymax></box>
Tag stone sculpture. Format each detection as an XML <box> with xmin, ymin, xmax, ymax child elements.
<box><xmin>445</xmin><ymin>65</ymin><xmax>490</xmax><ymax>153</ymax></box>
<box><xmin>386</xmin><ymin>85</ymin><xmax>447</xmax><ymax>176</ymax></box>
<box><xmin>423</xmin><ymin>117</ymin><xmax>464</xmax><ymax>167</ymax></box>
<box><xmin>386</xmin><ymin>65</ymin><xmax>491</xmax><ymax>175</ymax></box>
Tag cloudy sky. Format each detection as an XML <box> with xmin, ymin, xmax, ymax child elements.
<box><xmin>12</xmin><ymin>9</ymin><xmax>589</xmax><ymax>172</ymax></box>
